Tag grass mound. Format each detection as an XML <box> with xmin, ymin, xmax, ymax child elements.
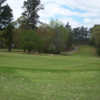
<box><xmin>74</xmin><ymin>45</ymin><xmax>96</xmax><ymax>56</ymax></box>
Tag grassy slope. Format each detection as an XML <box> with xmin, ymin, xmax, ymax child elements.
<box><xmin>0</xmin><ymin>46</ymin><xmax>100</xmax><ymax>100</ymax></box>
<box><xmin>73</xmin><ymin>45</ymin><xmax>96</xmax><ymax>56</ymax></box>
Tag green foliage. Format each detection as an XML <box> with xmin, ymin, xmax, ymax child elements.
<box><xmin>49</xmin><ymin>20</ymin><xmax>72</xmax><ymax>53</ymax></box>
<box><xmin>21</xmin><ymin>30</ymin><xmax>41</xmax><ymax>52</ymax></box>
<box><xmin>0</xmin><ymin>1</ymin><xmax>13</xmax><ymax>30</ymax></box>
<box><xmin>37</xmin><ymin>20</ymin><xmax>73</xmax><ymax>53</ymax></box>
<box><xmin>65</xmin><ymin>23</ymin><xmax>73</xmax><ymax>48</ymax></box>
<box><xmin>37</xmin><ymin>24</ymin><xmax>55</xmax><ymax>53</ymax></box>
<box><xmin>0</xmin><ymin>31</ymin><xmax>5</xmax><ymax>48</ymax></box>
<box><xmin>12</xmin><ymin>29</ymin><xmax>20</xmax><ymax>48</ymax></box>
<box><xmin>91</xmin><ymin>25</ymin><xmax>100</xmax><ymax>56</ymax></box>
<box><xmin>0</xmin><ymin>0</ymin><xmax>13</xmax><ymax>49</ymax></box>
<box><xmin>3</xmin><ymin>24</ymin><xmax>14</xmax><ymax>52</ymax></box>
<box><xmin>73</xmin><ymin>26</ymin><xmax>89</xmax><ymax>44</ymax></box>
<box><xmin>0</xmin><ymin>31</ymin><xmax>3</xmax><ymax>39</ymax></box>
<box><xmin>23</xmin><ymin>0</ymin><xmax>42</xmax><ymax>29</ymax></box>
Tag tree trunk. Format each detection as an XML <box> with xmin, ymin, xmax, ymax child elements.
<box><xmin>8</xmin><ymin>44</ymin><xmax>12</xmax><ymax>52</ymax></box>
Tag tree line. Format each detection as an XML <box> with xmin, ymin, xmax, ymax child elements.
<box><xmin>0</xmin><ymin>0</ymin><xmax>100</xmax><ymax>55</ymax></box>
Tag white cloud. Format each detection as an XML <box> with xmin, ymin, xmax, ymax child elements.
<box><xmin>84</xmin><ymin>18</ymin><xmax>91</xmax><ymax>23</ymax></box>
<box><xmin>7</xmin><ymin>0</ymin><xmax>100</xmax><ymax>28</ymax></box>
<box><xmin>38</xmin><ymin>0</ymin><xmax>100</xmax><ymax>27</ymax></box>
<box><xmin>59</xmin><ymin>17</ymin><xmax>82</xmax><ymax>28</ymax></box>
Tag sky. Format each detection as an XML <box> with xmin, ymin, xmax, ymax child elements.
<box><xmin>7</xmin><ymin>0</ymin><xmax>100</xmax><ymax>28</ymax></box>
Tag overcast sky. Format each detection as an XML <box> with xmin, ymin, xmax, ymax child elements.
<box><xmin>7</xmin><ymin>0</ymin><xmax>100</xmax><ymax>28</ymax></box>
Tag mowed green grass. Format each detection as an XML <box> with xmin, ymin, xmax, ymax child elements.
<box><xmin>0</xmin><ymin>47</ymin><xmax>100</xmax><ymax>100</ymax></box>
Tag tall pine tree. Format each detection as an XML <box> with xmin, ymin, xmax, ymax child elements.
<box><xmin>23</xmin><ymin>0</ymin><xmax>42</xmax><ymax>29</ymax></box>
<box><xmin>0</xmin><ymin>0</ymin><xmax>13</xmax><ymax>30</ymax></box>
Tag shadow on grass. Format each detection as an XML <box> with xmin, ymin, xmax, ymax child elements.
<box><xmin>0</xmin><ymin>66</ymin><xmax>100</xmax><ymax>73</ymax></box>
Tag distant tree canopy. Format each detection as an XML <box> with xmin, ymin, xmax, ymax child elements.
<box><xmin>23</xmin><ymin>0</ymin><xmax>43</xmax><ymax>29</ymax></box>
<box><xmin>37</xmin><ymin>20</ymin><xmax>73</xmax><ymax>54</ymax></box>
<box><xmin>0</xmin><ymin>0</ymin><xmax>13</xmax><ymax>30</ymax></box>
<box><xmin>1</xmin><ymin>0</ymin><xmax>99</xmax><ymax>55</ymax></box>
<box><xmin>65</xmin><ymin>23</ymin><xmax>73</xmax><ymax>49</ymax></box>
<box><xmin>48</xmin><ymin>21</ymin><xmax>72</xmax><ymax>53</ymax></box>
<box><xmin>0</xmin><ymin>0</ymin><xmax>13</xmax><ymax>50</ymax></box>
<box><xmin>15</xmin><ymin>20</ymin><xmax>73</xmax><ymax>53</ymax></box>
<box><xmin>72</xmin><ymin>26</ymin><xmax>89</xmax><ymax>44</ymax></box>
<box><xmin>91</xmin><ymin>25</ymin><xmax>100</xmax><ymax>55</ymax></box>
<box><xmin>20</xmin><ymin>30</ymin><xmax>40</xmax><ymax>52</ymax></box>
